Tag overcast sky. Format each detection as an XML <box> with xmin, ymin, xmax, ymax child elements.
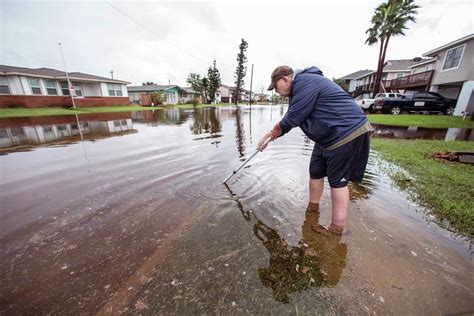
<box><xmin>1</xmin><ymin>0</ymin><xmax>472</xmax><ymax>92</ymax></box>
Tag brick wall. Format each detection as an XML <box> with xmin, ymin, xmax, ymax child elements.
<box><xmin>0</xmin><ymin>95</ymin><xmax>130</xmax><ymax>108</ymax></box>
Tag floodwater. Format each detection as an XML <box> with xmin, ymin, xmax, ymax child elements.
<box><xmin>0</xmin><ymin>106</ymin><xmax>473</xmax><ymax>315</ymax></box>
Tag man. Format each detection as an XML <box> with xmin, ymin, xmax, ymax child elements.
<box><xmin>257</xmin><ymin>65</ymin><xmax>372</xmax><ymax>235</ymax></box>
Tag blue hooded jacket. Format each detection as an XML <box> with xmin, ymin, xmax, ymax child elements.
<box><xmin>279</xmin><ymin>67</ymin><xmax>367</xmax><ymax>148</ymax></box>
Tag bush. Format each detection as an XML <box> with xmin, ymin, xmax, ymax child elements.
<box><xmin>151</xmin><ymin>92</ymin><xmax>164</xmax><ymax>105</ymax></box>
<box><xmin>191</xmin><ymin>97</ymin><xmax>200</xmax><ymax>106</ymax></box>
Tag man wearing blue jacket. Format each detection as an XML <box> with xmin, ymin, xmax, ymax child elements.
<box><xmin>258</xmin><ymin>65</ymin><xmax>372</xmax><ymax>235</ymax></box>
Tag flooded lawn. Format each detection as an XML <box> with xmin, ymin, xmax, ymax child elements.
<box><xmin>1</xmin><ymin>106</ymin><xmax>473</xmax><ymax>314</ymax></box>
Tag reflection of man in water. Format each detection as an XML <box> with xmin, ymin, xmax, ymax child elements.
<box><xmin>254</xmin><ymin>206</ymin><xmax>347</xmax><ymax>303</ymax></box>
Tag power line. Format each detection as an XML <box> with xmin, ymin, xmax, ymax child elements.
<box><xmin>103</xmin><ymin>0</ymin><xmax>235</xmax><ymax>75</ymax></box>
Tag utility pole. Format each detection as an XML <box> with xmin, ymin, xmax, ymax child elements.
<box><xmin>110</xmin><ymin>70</ymin><xmax>114</xmax><ymax>79</ymax></box>
<box><xmin>58</xmin><ymin>42</ymin><xmax>76</xmax><ymax>109</ymax></box>
<box><xmin>249</xmin><ymin>64</ymin><xmax>253</xmax><ymax>106</ymax></box>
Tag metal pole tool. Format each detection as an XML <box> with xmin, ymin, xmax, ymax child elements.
<box><xmin>222</xmin><ymin>138</ymin><xmax>272</xmax><ymax>184</ymax></box>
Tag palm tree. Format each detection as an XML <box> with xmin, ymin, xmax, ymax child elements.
<box><xmin>365</xmin><ymin>0</ymin><xmax>419</xmax><ymax>97</ymax></box>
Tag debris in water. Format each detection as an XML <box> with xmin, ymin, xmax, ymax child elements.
<box><xmin>135</xmin><ymin>298</ymin><xmax>148</xmax><ymax>310</ymax></box>
<box><xmin>61</xmin><ymin>265</ymin><xmax>68</xmax><ymax>270</ymax></box>
<box><xmin>430</xmin><ymin>150</ymin><xmax>474</xmax><ymax>164</ymax></box>
<box><xmin>411</xmin><ymin>251</ymin><xmax>417</xmax><ymax>257</ymax></box>
<box><xmin>104</xmin><ymin>285</ymin><xmax>111</xmax><ymax>290</ymax></box>
<box><xmin>224</xmin><ymin>263</ymin><xmax>229</xmax><ymax>267</ymax></box>
<box><xmin>231</xmin><ymin>301</ymin><xmax>237</xmax><ymax>307</ymax></box>
<box><xmin>128</xmin><ymin>287</ymin><xmax>133</xmax><ymax>291</ymax></box>
<box><xmin>379</xmin><ymin>296</ymin><xmax>385</xmax><ymax>303</ymax></box>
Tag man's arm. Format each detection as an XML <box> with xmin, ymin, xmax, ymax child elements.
<box><xmin>278</xmin><ymin>79</ymin><xmax>321</xmax><ymax>136</ymax></box>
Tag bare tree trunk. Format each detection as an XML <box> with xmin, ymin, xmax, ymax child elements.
<box><xmin>372</xmin><ymin>37</ymin><xmax>385</xmax><ymax>97</ymax></box>
<box><xmin>380</xmin><ymin>35</ymin><xmax>391</xmax><ymax>92</ymax></box>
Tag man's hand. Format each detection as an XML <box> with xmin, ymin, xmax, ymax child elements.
<box><xmin>257</xmin><ymin>132</ymin><xmax>272</xmax><ymax>151</ymax></box>
<box><xmin>257</xmin><ymin>123</ymin><xmax>282</xmax><ymax>151</ymax></box>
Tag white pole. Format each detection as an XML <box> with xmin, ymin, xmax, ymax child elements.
<box><xmin>58</xmin><ymin>42</ymin><xmax>76</xmax><ymax>109</ymax></box>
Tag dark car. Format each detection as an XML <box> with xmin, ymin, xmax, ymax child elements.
<box><xmin>376</xmin><ymin>91</ymin><xmax>457</xmax><ymax>115</ymax></box>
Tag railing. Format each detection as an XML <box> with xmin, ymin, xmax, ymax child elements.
<box><xmin>385</xmin><ymin>70</ymin><xmax>434</xmax><ymax>90</ymax></box>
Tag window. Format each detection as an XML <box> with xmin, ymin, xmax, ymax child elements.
<box><xmin>0</xmin><ymin>76</ymin><xmax>10</xmax><ymax>94</ymax></box>
<box><xmin>395</xmin><ymin>73</ymin><xmax>404</xmax><ymax>79</ymax></box>
<box><xmin>28</xmin><ymin>78</ymin><xmax>42</xmax><ymax>95</ymax></box>
<box><xmin>60</xmin><ymin>82</ymin><xmax>82</xmax><ymax>96</ymax></box>
<box><xmin>44</xmin><ymin>80</ymin><xmax>58</xmax><ymax>95</ymax></box>
<box><xmin>107</xmin><ymin>83</ymin><xmax>122</xmax><ymax>96</ymax></box>
<box><xmin>60</xmin><ymin>82</ymin><xmax>70</xmax><ymax>95</ymax></box>
<box><xmin>72</xmin><ymin>83</ymin><xmax>82</xmax><ymax>97</ymax></box>
<box><xmin>442</xmin><ymin>45</ymin><xmax>465</xmax><ymax>70</ymax></box>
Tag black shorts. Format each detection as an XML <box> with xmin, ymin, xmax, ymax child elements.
<box><xmin>309</xmin><ymin>132</ymin><xmax>370</xmax><ymax>188</ymax></box>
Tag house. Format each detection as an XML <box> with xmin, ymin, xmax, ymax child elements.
<box><xmin>127</xmin><ymin>85</ymin><xmax>188</xmax><ymax>105</ymax></box>
<box><xmin>181</xmin><ymin>87</ymin><xmax>201</xmax><ymax>103</ymax></box>
<box><xmin>338</xmin><ymin>70</ymin><xmax>373</xmax><ymax>94</ymax></box>
<box><xmin>218</xmin><ymin>85</ymin><xmax>251</xmax><ymax>103</ymax></box>
<box><xmin>0</xmin><ymin>65</ymin><xmax>130</xmax><ymax>108</ymax></box>
<box><xmin>347</xmin><ymin>59</ymin><xmax>420</xmax><ymax>98</ymax></box>
<box><xmin>253</xmin><ymin>93</ymin><xmax>272</xmax><ymax>102</ymax></box>
<box><xmin>218</xmin><ymin>84</ymin><xmax>233</xmax><ymax>103</ymax></box>
<box><xmin>422</xmin><ymin>33</ymin><xmax>474</xmax><ymax>115</ymax></box>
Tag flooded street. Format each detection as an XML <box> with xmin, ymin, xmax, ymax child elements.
<box><xmin>1</xmin><ymin>106</ymin><xmax>473</xmax><ymax>314</ymax></box>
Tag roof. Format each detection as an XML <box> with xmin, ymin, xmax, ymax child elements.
<box><xmin>0</xmin><ymin>64</ymin><xmax>129</xmax><ymax>84</ymax></box>
<box><xmin>338</xmin><ymin>69</ymin><xmax>373</xmax><ymax>80</ymax></box>
<box><xmin>407</xmin><ymin>58</ymin><xmax>436</xmax><ymax>69</ymax></box>
<box><xmin>127</xmin><ymin>85</ymin><xmax>186</xmax><ymax>93</ymax></box>
<box><xmin>423</xmin><ymin>33</ymin><xmax>474</xmax><ymax>57</ymax></box>
<box><xmin>382</xmin><ymin>59</ymin><xmax>419</xmax><ymax>71</ymax></box>
<box><xmin>183</xmin><ymin>87</ymin><xmax>198</xmax><ymax>94</ymax></box>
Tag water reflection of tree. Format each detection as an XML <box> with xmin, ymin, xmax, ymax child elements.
<box><xmin>254</xmin><ymin>211</ymin><xmax>347</xmax><ymax>303</ymax></box>
<box><xmin>234</xmin><ymin>107</ymin><xmax>246</xmax><ymax>158</ymax></box>
<box><xmin>190</xmin><ymin>108</ymin><xmax>222</xmax><ymax>135</ymax></box>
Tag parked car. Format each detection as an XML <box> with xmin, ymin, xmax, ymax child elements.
<box><xmin>375</xmin><ymin>91</ymin><xmax>456</xmax><ymax>115</ymax></box>
<box><xmin>372</xmin><ymin>93</ymin><xmax>404</xmax><ymax>113</ymax></box>
<box><xmin>355</xmin><ymin>98</ymin><xmax>375</xmax><ymax>113</ymax></box>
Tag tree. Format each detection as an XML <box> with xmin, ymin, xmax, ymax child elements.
<box><xmin>186</xmin><ymin>73</ymin><xmax>202</xmax><ymax>93</ymax></box>
<box><xmin>332</xmin><ymin>78</ymin><xmax>349</xmax><ymax>92</ymax></box>
<box><xmin>142</xmin><ymin>81</ymin><xmax>156</xmax><ymax>86</ymax></box>
<box><xmin>234</xmin><ymin>38</ymin><xmax>248</xmax><ymax>105</ymax></box>
<box><xmin>207</xmin><ymin>60</ymin><xmax>221</xmax><ymax>104</ymax></box>
<box><xmin>201</xmin><ymin>77</ymin><xmax>209</xmax><ymax>103</ymax></box>
<box><xmin>151</xmin><ymin>92</ymin><xmax>164</xmax><ymax>105</ymax></box>
<box><xmin>365</xmin><ymin>0</ymin><xmax>419</xmax><ymax>97</ymax></box>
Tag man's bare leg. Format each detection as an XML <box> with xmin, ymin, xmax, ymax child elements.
<box><xmin>309</xmin><ymin>178</ymin><xmax>324</xmax><ymax>203</ymax></box>
<box><xmin>307</xmin><ymin>178</ymin><xmax>323</xmax><ymax>213</ymax></box>
<box><xmin>329</xmin><ymin>186</ymin><xmax>349</xmax><ymax>235</ymax></box>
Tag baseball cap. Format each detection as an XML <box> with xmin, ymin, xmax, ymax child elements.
<box><xmin>267</xmin><ymin>65</ymin><xmax>293</xmax><ymax>90</ymax></box>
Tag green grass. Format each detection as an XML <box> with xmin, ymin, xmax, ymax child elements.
<box><xmin>371</xmin><ymin>139</ymin><xmax>474</xmax><ymax>239</ymax></box>
<box><xmin>368</xmin><ymin>114</ymin><xmax>474</xmax><ymax>129</ymax></box>
<box><xmin>0</xmin><ymin>103</ymin><xmax>242</xmax><ymax>118</ymax></box>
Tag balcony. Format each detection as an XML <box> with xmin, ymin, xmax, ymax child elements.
<box><xmin>385</xmin><ymin>70</ymin><xmax>434</xmax><ymax>91</ymax></box>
